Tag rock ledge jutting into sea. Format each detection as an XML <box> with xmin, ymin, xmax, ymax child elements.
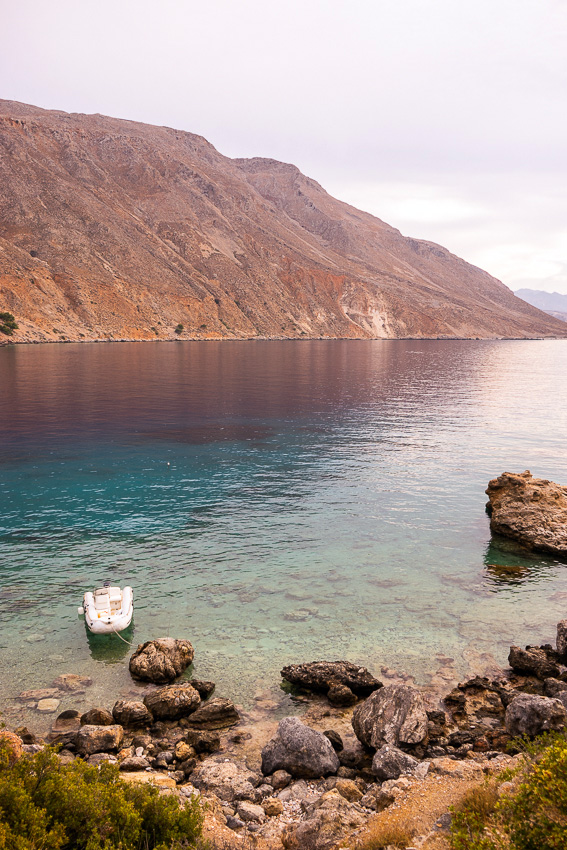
<box><xmin>485</xmin><ymin>470</ymin><xmax>567</xmax><ymax>557</ymax></box>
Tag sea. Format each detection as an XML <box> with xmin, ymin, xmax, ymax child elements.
<box><xmin>1</xmin><ymin>339</ymin><xmax>567</xmax><ymax>731</ymax></box>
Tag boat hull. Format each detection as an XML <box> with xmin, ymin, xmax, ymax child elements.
<box><xmin>83</xmin><ymin>586</ymin><xmax>133</xmax><ymax>634</ymax></box>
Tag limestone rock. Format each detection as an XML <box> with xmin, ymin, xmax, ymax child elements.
<box><xmin>236</xmin><ymin>801</ymin><xmax>265</xmax><ymax>823</ymax></box>
<box><xmin>485</xmin><ymin>471</ymin><xmax>567</xmax><ymax>556</ymax></box>
<box><xmin>191</xmin><ymin>758</ymin><xmax>261</xmax><ymax>803</ymax></box>
<box><xmin>119</xmin><ymin>756</ymin><xmax>151</xmax><ymax>771</ymax></box>
<box><xmin>129</xmin><ymin>638</ymin><xmax>194</xmax><ymax>683</ymax></box>
<box><xmin>261</xmin><ymin>717</ymin><xmax>340</xmax><ymax>779</ymax></box>
<box><xmin>37</xmin><ymin>698</ymin><xmax>60</xmax><ymax>713</ymax></box>
<box><xmin>80</xmin><ymin>707</ymin><xmax>114</xmax><ymax>726</ymax></box>
<box><xmin>352</xmin><ymin>683</ymin><xmax>428</xmax><ymax>749</ymax></box>
<box><xmin>270</xmin><ymin>769</ymin><xmax>292</xmax><ymax>790</ymax></box>
<box><xmin>143</xmin><ymin>683</ymin><xmax>200</xmax><ymax>720</ymax></box>
<box><xmin>53</xmin><ymin>710</ymin><xmax>81</xmax><ymax>732</ymax></box>
<box><xmin>262</xmin><ymin>797</ymin><xmax>284</xmax><ymax>816</ymax></box>
<box><xmin>508</xmin><ymin>645</ymin><xmax>560</xmax><ymax>680</ymax></box>
<box><xmin>184</xmin><ymin>728</ymin><xmax>221</xmax><ymax>753</ymax></box>
<box><xmin>52</xmin><ymin>674</ymin><xmax>93</xmax><ymax>691</ymax></box>
<box><xmin>189</xmin><ymin>680</ymin><xmax>215</xmax><ymax>699</ymax></box>
<box><xmin>334</xmin><ymin>778</ymin><xmax>363</xmax><ymax>802</ymax></box>
<box><xmin>112</xmin><ymin>699</ymin><xmax>153</xmax><ymax>727</ymax></box>
<box><xmin>75</xmin><ymin>724</ymin><xmax>124</xmax><ymax>755</ymax></box>
<box><xmin>557</xmin><ymin>620</ymin><xmax>567</xmax><ymax>660</ymax></box>
<box><xmin>372</xmin><ymin>744</ymin><xmax>419</xmax><ymax>781</ymax></box>
<box><xmin>505</xmin><ymin>693</ymin><xmax>567</xmax><ymax>737</ymax></box>
<box><xmin>281</xmin><ymin>789</ymin><xmax>367</xmax><ymax>850</ymax></box>
<box><xmin>186</xmin><ymin>697</ymin><xmax>239</xmax><ymax>729</ymax></box>
<box><xmin>281</xmin><ymin>661</ymin><xmax>382</xmax><ymax>698</ymax></box>
<box><xmin>359</xmin><ymin>783</ymin><xmax>395</xmax><ymax>812</ymax></box>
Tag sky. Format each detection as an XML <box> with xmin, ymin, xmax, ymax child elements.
<box><xmin>2</xmin><ymin>0</ymin><xmax>567</xmax><ymax>293</ymax></box>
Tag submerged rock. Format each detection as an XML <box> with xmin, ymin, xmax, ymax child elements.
<box><xmin>485</xmin><ymin>470</ymin><xmax>567</xmax><ymax>557</ymax></box>
<box><xmin>352</xmin><ymin>683</ymin><xmax>428</xmax><ymax>749</ymax></box>
<box><xmin>281</xmin><ymin>660</ymin><xmax>382</xmax><ymax>699</ymax></box>
<box><xmin>129</xmin><ymin>638</ymin><xmax>195</xmax><ymax>683</ymax></box>
<box><xmin>261</xmin><ymin>717</ymin><xmax>340</xmax><ymax>778</ymax></box>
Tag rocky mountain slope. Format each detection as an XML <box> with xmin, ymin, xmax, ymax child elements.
<box><xmin>1</xmin><ymin>99</ymin><xmax>565</xmax><ymax>342</ymax></box>
<box><xmin>515</xmin><ymin>288</ymin><xmax>567</xmax><ymax>323</ymax></box>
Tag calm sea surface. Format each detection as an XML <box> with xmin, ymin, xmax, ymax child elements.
<box><xmin>1</xmin><ymin>340</ymin><xmax>567</xmax><ymax>730</ymax></box>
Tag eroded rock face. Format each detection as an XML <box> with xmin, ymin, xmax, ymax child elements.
<box><xmin>352</xmin><ymin>684</ymin><xmax>428</xmax><ymax>749</ymax></box>
<box><xmin>485</xmin><ymin>471</ymin><xmax>567</xmax><ymax>557</ymax></box>
<box><xmin>75</xmin><ymin>724</ymin><xmax>124</xmax><ymax>755</ymax></box>
<box><xmin>129</xmin><ymin>638</ymin><xmax>194</xmax><ymax>683</ymax></box>
<box><xmin>508</xmin><ymin>645</ymin><xmax>560</xmax><ymax>680</ymax></box>
<box><xmin>112</xmin><ymin>700</ymin><xmax>153</xmax><ymax>727</ymax></box>
<box><xmin>505</xmin><ymin>693</ymin><xmax>567</xmax><ymax>737</ymax></box>
<box><xmin>281</xmin><ymin>661</ymin><xmax>382</xmax><ymax>700</ymax></box>
<box><xmin>261</xmin><ymin>717</ymin><xmax>340</xmax><ymax>779</ymax></box>
<box><xmin>143</xmin><ymin>683</ymin><xmax>200</xmax><ymax>720</ymax></box>
<box><xmin>557</xmin><ymin>620</ymin><xmax>567</xmax><ymax>660</ymax></box>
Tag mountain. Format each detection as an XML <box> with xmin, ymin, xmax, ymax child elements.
<box><xmin>515</xmin><ymin>289</ymin><xmax>567</xmax><ymax>324</ymax></box>
<box><xmin>1</xmin><ymin>99</ymin><xmax>565</xmax><ymax>342</ymax></box>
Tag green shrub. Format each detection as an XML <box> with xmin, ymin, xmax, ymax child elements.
<box><xmin>0</xmin><ymin>312</ymin><xmax>18</xmax><ymax>336</ymax></box>
<box><xmin>0</xmin><ymin>743</ymin><xmax>203</xmax><ymax>849</ymax></box>
<box><xmin>174</xmin><ymin>323</ymin><xmax>184</xmax><ymax>334</ymax></box>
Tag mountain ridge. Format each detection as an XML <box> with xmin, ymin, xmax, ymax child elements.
<box><xmin>1</xmin><ymin>99</ymin><xmax>565</xmax><ymax>342</ymax></box>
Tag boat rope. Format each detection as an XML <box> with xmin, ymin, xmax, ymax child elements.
<box><xmin>110</xmin><ymin>624</ymin><xmax>135</xmax><ymax>646</ymax></box>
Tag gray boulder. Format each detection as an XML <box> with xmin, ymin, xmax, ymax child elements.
<box><xmin>75</xmin><ymin>724</ymin><xmax>124</xmax><ymax>755</ymax></box>
<box><xmin>143</xmin><ymin>683</ymin><xmax>200</xmax><ymax>720</ymax></box>
<box><xmin>129</xmin><ymin>638</ymin><xmax>194</xmax><ymax>683</ymax></box>
<box><xmin>262</xmin><ymin>717</ymin><xmax>340</xmax><ymax>779</ymax></box>
<box><xmin>352</xmin><ymin>683</ymin><xmax>428</xmax><ymax>749</ymax></box>
<box><xmin>557</xmin><ymin>620</ymin><xmax>567</xmax><ymax>660</ymax></box>
<box><xmin>191</xmin><ymin>758</ymin><xmax>261</xmax><ymax>802</ymax></box>
<box><xmin>281</xmin><ymin>789</ymin><xmax>366</xmax><ymax>850</ymax></box>
<box><xmin>505</xmin><ymin>693</ymin><xmax>567</xmax><ymax>737</ymax></box>
<box><xmin>112</xmin><ymin>700</ymin><xmax>153</xmax><ymax>727</ymax></box>
<box><xmin>508</xmin><ymin>645</ymin><xmax>560</xmax><ymax>679</ymax></box>
<box><xmin>371</xmin><ymin>744</ymin><xmax>419</xmax><ymax>781</ymax></box>
<box><xmin>119</xmin><ymin>756</ymin><xmax>151</xmax><ymax>771</ymax></box>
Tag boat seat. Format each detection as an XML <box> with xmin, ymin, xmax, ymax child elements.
<box><xmin>107</xmin><ymin>587</ymin><xmax>122</xmax><ymax>605</ymax></box>
<box><xmin>93</xmin><ymin>593</ymin><xmax>110</xmax><ymax>611</ymax></box>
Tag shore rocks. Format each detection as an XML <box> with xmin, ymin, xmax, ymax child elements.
<box><xmin>505</xmin><ymin>693</ymin><xmax>567</xmax><ymax>737</ymax></box>
<box><xmin>143</xmin><ymin>683</ymin><xmax>200</xmax><ymax>720</ymax></box>
<box><xmin>129</xmin><ymin>638</ymin><xmax>195</xmax><ymax>683</ymax></box>
<box><xmin>281</xmin><ymin>661</ymin><xmax>382</xmax><ymax>703</ymax></box>
<box><xmin>75</xmin><ymin>724</ymin><xmax>124</xmax><ymax>755</ymax></box>
<box><xmin>191</xmin><ymin>758</ymin><xmax>261</xmax><ymax>802</ymax></box>
<box><xmin>557</xmin><ymin>620</ymin><xmax>567</xmax><ymax>661</ymax></box>
<box><xmin>186</xmin><ymin>697</ymin><xmax>239</xmax><ymax>729</ymax></box>
<box><xmin>112</xmin><ymin>700</ymin><xmax>153</xmax><ymax>727</ymax></box>
<box><xmin>261</xmin><ymin>717</ymin><xmax>340</xmax><ymax>779</ymax></box>
<box><xmin>508</xmin><ymin>645</ymin><xmax>560</xmax><ymax>680</ymax></box>
<box><xmin>281</xmin><ymin>789</ymin><xmax>367</xmax><ymax>850</ymax></box>
<box><xmin>371</xmin><ymin>745</ymin><xmax>419</xmax><ymax>781</ymax></box>
<box><xmin>485</xmin><ymin>470</ymin><xmax>567</xmax><ymax>557</ymax></box>
<box><xmin>80</xmin><ymin>707</ymin><xmax>114</xmax><ymax>726</ymax></box>
<box><xmin>352</xmin><ymin>684</ymin><xmax>428</xmax><ymax>749</ymax></box>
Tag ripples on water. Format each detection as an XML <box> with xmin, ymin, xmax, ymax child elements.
<box><xmin>1</xmin><ymin>340</ymin><xmax>567</xmax><ymax>730</ymax></box>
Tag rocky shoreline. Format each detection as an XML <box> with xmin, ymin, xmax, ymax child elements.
<box><xmin>4</xmin><ymin>625</ymin><xmax>567</xmax><ymax>850</ymax></box>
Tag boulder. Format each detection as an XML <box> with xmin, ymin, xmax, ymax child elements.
<box><xmin>281</xmin><ymin>789</ymin><xmax>366</xmax><ymax>850</ymax></box>
<box><xmin>75</xmin><ymin>724</ymin><xmax>124</xmax><ymax>755</ymax></box>
<box><xmin>327</xmin><ymin>683</ymin><xmax>357</xmax><ymax>706</ymax></box>
<box><xmin>261</xmin><ymin>717</ymin><xmax>340</xmax><ymax>779</ymax></box>
<box><xmin>80</xmin><ymin>707</ymin><xmax>114</xmax><ymax>726</ymax></box>
<box><xmin>262</xmin><ymin>797</ymin><xmax>284</xmax><ymax>816</ymax></box>
<box><xmin>352</xmin><ymin>683</ymin><xmax>428</xmax><ymax>749</ymax></box>
<box><xmin>485</xmin><ymin>471</ymin><xmax>567</xmax><ymax>557</ymax></box>
<box><xmin>236</xmin><ymin>801</ymin><xmax>266</xmax><ymax>823</ymax></box>
<box><xmin>359</xmin><ymin>783</ymin><xmax>396</xmax><ymax>812</ymax></box>
<box><xmin>281</xmin><ymin>661</ymin><xmax>382</xmax><ymax>698</ymax></box>
<box><xmin>52</xmin><ymin>710</ymin><xmax>80</xmax><ymax>732</ymax></box>
<box><xmin>185</xmin><ymin>697</ymin><xmax>239</xmax><ymax>729</ymax></box>
<box><xmin>443</xmin><ymin>677</ymin><xmax>508</xmax><ymax>728</ymax></box>
<box><xmin>557</xmin><ymin>620</ymin><xmax>567</xmax><ymax>660</ymax></box>
<box><xmin>323</xmin><ymin>730</ymin><xmax>343</xmax><ymax>751</ymax></box>
<box><xmin>0</xmin><ymin>731</ymin><xmax>23</xmax><ymax>764</ymax></box>
<box><xmin>191</xmin><ymin>758</ymin><xmax>261</xmax><ymax>802</ymax></box>
<box><xmin>129</xmin><ymin>638</ymin><xmax>194</xmax><ymax>683</ymax></box>
<box><xmin>372</xmin><ymin>744</ymin><xmax>419</xmax><ymax>781</ymax></box>
<box><xmin>505</xmin><ymin>693</ymin><xmax>567</xmax><ymax>737</ymax></box>
<box><xmin>508</xmin><ymin>645</ymin><xmax>560</xmax><ymax>680</ymax></box>
<box><xmin>189</xmin><ymin>679</ymin><xmax>215</xmax><ymax>699</ymax></box>
<box><xmin>544</xmin><ymin>678</ymin><xmax>567</xmax><ymax>698</ymax></box>
<box><xmin>334</xmin><ymin>778</ymin><xmax>363</xmax><ymax>802</ymax></box>
<box><xmin>143</xmin><ymin>683</ymin><xmax>200</xmax><ymax>720</ymax></box>
<box><xmin>112</xmin><ymin>699</ymin><xmax>153</xmax><ymax>727</ymax></box>
<box><xmin>184</xmin><ymin>729</ymin><xmax>221</xmax><ymax>753</ymax></box>
<box><xmin>119</xmin><ymin>756</ymin><xmax>150</xmax><ymax>771</ymax></box>
<box><xmin>270</xmin><ymin>769</ymin><xmax>292</xmax><ymax>790</ymax></box>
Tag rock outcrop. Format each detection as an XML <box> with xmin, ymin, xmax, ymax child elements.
<box><xmin>129</xmin><ymin>638</ymin><xmax>194</xmax><ymax>683</ymax></box>
<box><xmin>75</xmin><ymin>724</ymin><xmax>124</xmax><ymax>755</ymax></box>
<box><xmin>1</xmin><ymin>100</ymin><xmax>566</xmax><ymax>344</ymax></box>
<box><xmin>352</xmin><ymin>684</ymin><xmax>428</xmax><ymax>750</ymax></box>
<box><xmin>485</xmin><ymin>471</ymin><xmax>567</xmax><ymax>557</ymax></box>
<box><xmin>281</xmin><ymin>660</ymin><xmax>382</xmax><ymax>703</ymax></box>
<box><xmin>505</xmin><ymin>693</ymin><xmax>567</xmax><ymax>737</ymax></box>
<box><xmin>261</xmin><ymin>717</ymin><xmax>340</xmax><ymax>778</ymax></box>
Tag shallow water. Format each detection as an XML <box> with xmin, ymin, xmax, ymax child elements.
<box><xmin>1</xmin><ymin>339</ymin><xmax>567</xmax><ymax>731</ymax></box>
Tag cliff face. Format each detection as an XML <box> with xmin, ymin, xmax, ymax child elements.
<box><xmin>1</xmin><ymin>99</ymin><xmax>565</xmax><ymax>342</ymax></box>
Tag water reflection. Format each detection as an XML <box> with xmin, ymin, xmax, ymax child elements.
<box><xmin>483</xmin><ymin>539</ymin><xmax>557</xmax><ymax>589</ymax></box>
<box><xmin>85</xmin><ymin>623</ymin><xmax>135</xmax><ymax>663</ymax></box>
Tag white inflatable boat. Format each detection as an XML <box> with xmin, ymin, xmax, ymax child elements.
<box><xmin>81</xmin><ymin>584</ymin><xmax>133</xmax><ymax>634</ymax></box>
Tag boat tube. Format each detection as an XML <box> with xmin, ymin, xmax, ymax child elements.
<box><xmin>82</xmin><ymin>585</ymin><xmax>133</xmax><ymax>634</ymax></box>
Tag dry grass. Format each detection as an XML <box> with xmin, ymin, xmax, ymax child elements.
<box><xmin>451</xmin><ymin>782</ymin><xmax>499</xmax><ymax>821</ymax></box>
<box><xmin>355</xmin><ymin>819</ymin><xmax>414</xmax><ymax>849</ymax></box>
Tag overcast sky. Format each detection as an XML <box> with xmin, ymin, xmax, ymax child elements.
<box><xmin>3</xmin><ymin>0</ymin><xmax>566</xmax><ymax>293</ymax></box>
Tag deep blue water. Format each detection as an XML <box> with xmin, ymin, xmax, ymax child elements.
<box><xmin>1</xmin><ymin>339</ymin><xmax>567</xmax><ymax>730</ymax></box>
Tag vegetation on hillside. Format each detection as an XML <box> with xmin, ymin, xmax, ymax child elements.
<box><xmin>0</xmin><ymin>312</ymin><xmax>18</xmax><ymax>336</ymax></box>
<box><xmin>0</xmin><ymin>743</ymin><xmax>203</xmax><ymax>850</ymax></box>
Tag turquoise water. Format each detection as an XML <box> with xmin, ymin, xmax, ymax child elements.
<box><xmin>1</xmin><ymin>340</ymin><xmax>567</xmax><ymax>731</ymax></box>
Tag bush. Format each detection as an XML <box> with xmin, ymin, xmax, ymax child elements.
<box><xmin>0</xmin><ymin>743</ymin><xmax>203</xmax><ymax>849</ymax></box>
<box><xmin>174</xmin><ymin>323</ymin><xmax>184</xmax><ymax>335</ymax></box>
<box><xmin>0</xmin><ymin>312</ymin><xmax>18</xmax><ymax>336</ymax></box>
<box><xmin>450</xmin><ymin>734</ymin><xmax>567</xmax><ymax>850</ymax></box>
